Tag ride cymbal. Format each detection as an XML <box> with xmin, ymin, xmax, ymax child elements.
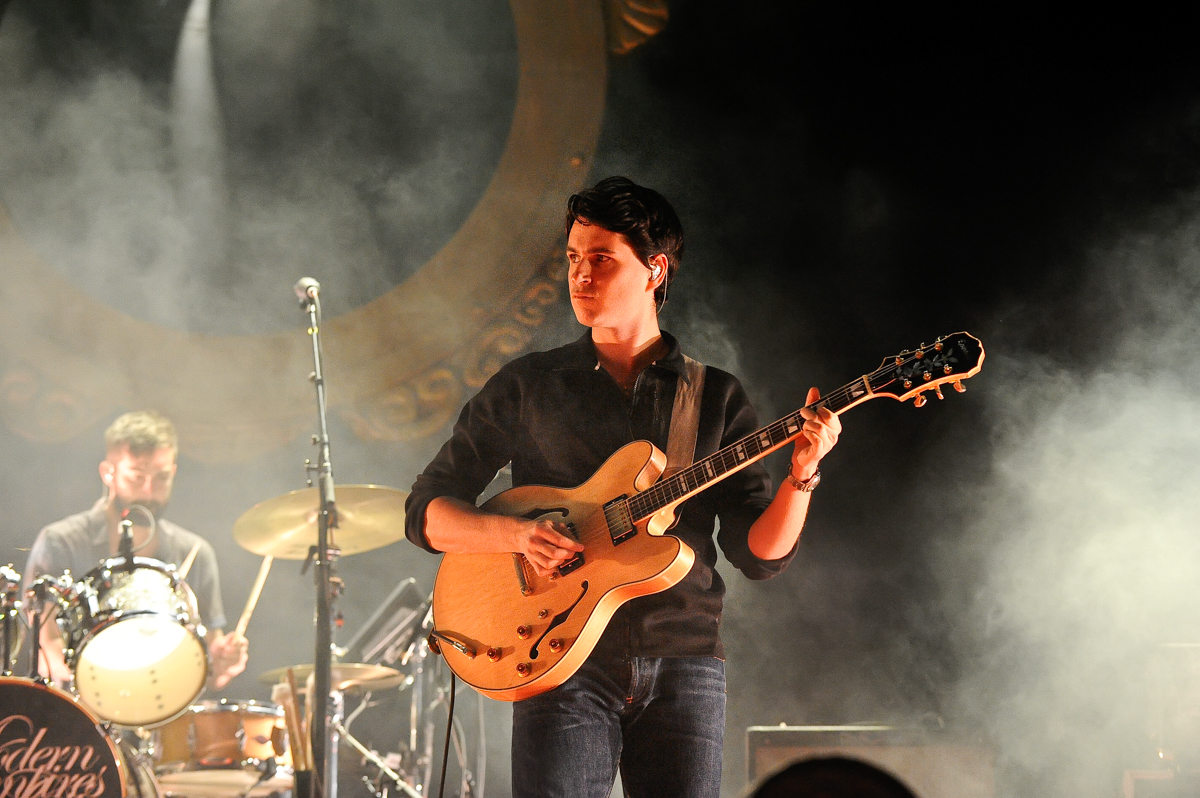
<box><xmin>233</xmin><ymin>485</ymin><xmax>407</xmax><ymax>559</ymax></box>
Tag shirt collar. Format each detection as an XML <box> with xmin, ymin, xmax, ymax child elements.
<box><xmin>559</xmin><ymin>329</ymin><xmax>692</xmax><ymax>382</ymax></box>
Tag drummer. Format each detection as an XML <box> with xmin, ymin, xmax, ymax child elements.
<box><xmin>21</xmin><ymin>410</ymin><xmax>249</xmax><ymax>688</ymax></box>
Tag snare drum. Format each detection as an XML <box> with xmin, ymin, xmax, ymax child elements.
<box><xmin>57</xmin><ymin>556</ymin><xmax>210</xmax><ymax>727</ymax></box>
<box><xmin>153</xmin><ymin>700</ymin><xmax>293</xmax><ymax>798</ymax></box>
<box><xmin>0</xmin><ymin>675</ymin><xmax>161</xmax><ymax>798</ymax></box>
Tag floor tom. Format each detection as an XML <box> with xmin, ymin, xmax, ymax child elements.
<box><xmin>152</xmin><ymin>700</ymin><xmax>293</xmax><ymax>798</ymax></box>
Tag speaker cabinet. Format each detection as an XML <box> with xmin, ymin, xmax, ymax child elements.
<box><xmin>746</xmin><ymin>725</ymin><xmax>995</xmax><ymax>798</ymax></box>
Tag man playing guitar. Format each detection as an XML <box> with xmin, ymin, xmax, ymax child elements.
<box><xmin>405</xmin><ymin>176</ymin><xmax>841</xmax><ymax>798</ymax></box>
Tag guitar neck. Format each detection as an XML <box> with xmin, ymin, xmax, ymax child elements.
<box><xmin>625</xmin><ymin>374</ymin><xmax>873</xmax><ymax>522</ymax></box>
<box><xmin>626</xmin><ymin>332</ymin><xmax>985</xmax><ymax>522</ymax></box>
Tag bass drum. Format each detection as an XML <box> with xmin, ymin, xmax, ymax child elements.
<box><xmin>58</xmin><ymin>556</ymin><xmax>210</xmax><ymax>727</ymax></box>
<box><xmin>0</xmin><ymin>676</ymin><xmax>161</xmax><ymax>798</ymax></box>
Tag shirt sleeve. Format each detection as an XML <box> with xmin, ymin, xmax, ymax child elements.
<box><xmin>712</xmin><ymin>376</ymin><xmax>800</xmax><ymax>581</ymax></box>
<box><xmin>20</xmin><ymin>528</ymin><xmax>72</xmax><ymax>595</ymax></box>
<box><xmin>404</xmin><ymin>366</ymin><xmax>521</xmax><ymax>553</ymax></box>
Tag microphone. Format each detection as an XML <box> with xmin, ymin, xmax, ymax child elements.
<box><xmin>294</xmin><ymin>277</ymin><xmax>320</xmax><ymax>304</ymax></box>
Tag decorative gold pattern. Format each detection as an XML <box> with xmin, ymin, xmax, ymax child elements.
<box><xmin>0</xmin><ymin>1</ymin><xmax>608</xmax><ymax>462</ymax></box>
<box><xmin>340</xmin><ymin>242</ymin><xmax>567</xmax><ymax>443</ymax></box>
<box><xmin>604</xmin><ymin>0</ymin><xmax>670</xmax><ymax>55</ymax></box>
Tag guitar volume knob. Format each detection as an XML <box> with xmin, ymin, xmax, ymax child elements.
<box><xmin>548</xmin><ymin>639</ymin><xmax>563</xmax><ymax>652</ymax></box>
<box><xmin>517</xmin><ymin>625</ymin><xmax>532</xmax><ymax>639</ymax></box>
<box><xmin>487</xmin><ymin>648</ymin><xmax>502</xmax><ymax>662</ymax></box>
<box><xmin>517</xmin><ymin>662</ymin><xmax>531</xmax><ymax>677</ymax></box>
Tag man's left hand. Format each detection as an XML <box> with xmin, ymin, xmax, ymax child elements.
<box><xmin>208</xmin><ymin>630</ymin><xmax>249</xmax><ymax>689</ymax></box>
<box><xmin>793</xmin><ymin>386</ymin><xmax>841</xmax><ymax>479</ymax></box>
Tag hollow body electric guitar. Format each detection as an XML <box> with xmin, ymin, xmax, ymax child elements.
<box><xmin>430</xmin><ymin>332</ymin><xmax>985</xmax><ymax>700</ymax></box>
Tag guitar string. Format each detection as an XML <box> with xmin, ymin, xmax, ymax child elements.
<box><xmin>625</xmin><ymin>343</ymin><xmax>971</xmax><ymax>522</ymax></box>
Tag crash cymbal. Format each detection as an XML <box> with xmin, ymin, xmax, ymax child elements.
<box><xmin>258</xmin><ymin>662</ymin><xmax>407</xmax><ymax>693</ymax></box>
<box><xmin>233</xmin><ymin>484</ymin><xmax>408</xmax><ymax>559</ymax></box>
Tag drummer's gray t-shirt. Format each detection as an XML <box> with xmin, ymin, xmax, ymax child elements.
<box><xmin>21</xmin><ymin>499</ymin><xmax>228</xmax><ymax>631</ymax></box>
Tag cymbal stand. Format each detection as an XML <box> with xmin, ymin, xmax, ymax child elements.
<box><xmin>336</xmin><ymin>716</ymin><xmax>423</xmax><ymax>798</ymax></box>
<box><xmin>297</xmin><ymin>277</ymin><xmax>341</xmax><ymax>798</ymax></box>
<box><xmin>0</xmin><ymin>565</ymin><xmax>22</xmax><ymax>676</ymax></box>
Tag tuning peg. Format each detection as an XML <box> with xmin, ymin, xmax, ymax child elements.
<box><xmin>953</xmin><ymin>381</ymin><xmax>966</xmax><ymax>393</ymax></box>
<box><xmin>934</xmin><ymin>386</ymin><xmax>944</xmax><ymax>400</ymax></box>
<box><xmin>913</xmin><ymin>394</ymin><xmax>928</xmax><ymax>408</ymax></box>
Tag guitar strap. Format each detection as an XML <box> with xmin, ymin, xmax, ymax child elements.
<box><xmin>663</xmin><ymin>354</ymin><xmax>706</xmax><ymax>478</ymax></box>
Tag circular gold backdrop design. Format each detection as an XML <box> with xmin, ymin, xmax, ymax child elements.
<box><xmin>0</xmin><ymin>0</ymin><xmax>607</xmax><ymax>463</ymax></box>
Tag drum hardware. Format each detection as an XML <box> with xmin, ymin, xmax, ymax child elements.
<box><xmin>24</xmin><ymin>572</ymin><xmax>73</xmax><ymax>683</ymax></box>
<box><xmin>336</xmin><ymin>720</ymin><xmax>422</xmax><ymax>798</ymax></box>
<box><xmin>0</xmin><ymin>564</ymin><xmax>24</xmax><ymax>676</ymax></box>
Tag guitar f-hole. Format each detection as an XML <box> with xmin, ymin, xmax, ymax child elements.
<box><xmin>530</xmin><ymin>580</ymin><xmax>588</xmax><ymax>660</ymax></box>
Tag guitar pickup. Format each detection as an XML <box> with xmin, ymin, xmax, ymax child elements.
<box><xmin>556</xmin><ymin>552</ymin><xmax>585</xmax><ymax>577</ymax></box>
<box><xmin>603</xmin><ymin>496</ymin><xmax>636</xmax><ymax>545</ymax></box>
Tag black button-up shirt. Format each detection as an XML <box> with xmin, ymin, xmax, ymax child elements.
<box><xmin>405</xmin><ymin>330</ymin><xmax>797</xmax><ymax>658</ymax></box>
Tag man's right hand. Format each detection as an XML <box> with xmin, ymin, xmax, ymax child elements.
<box><xmin>511</xmin><ymin>518</ymin><xmax>585</xmax><ymax>577</ymax></box>
<box><xmin>425</xmin><ymin>496</ymin><xmax>585</xmax><ymax>574</ymax></box>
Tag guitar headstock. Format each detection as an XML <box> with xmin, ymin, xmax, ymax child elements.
<box><xmin>868</xmin><ymin>332</ymin><xmax>985</xmax><ymax>407</ymax></box>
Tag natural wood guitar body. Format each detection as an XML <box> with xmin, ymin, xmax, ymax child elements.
<box><xmin>431</xmin><ymin>441</ymin><xmax>697</xmax><ymax>701</ymax></box>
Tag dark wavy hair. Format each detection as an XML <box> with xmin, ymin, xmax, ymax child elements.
<box><xmin>565</xmin><ymin>176</ymin><xmax>684</xmax><ymax>311</ymax></box>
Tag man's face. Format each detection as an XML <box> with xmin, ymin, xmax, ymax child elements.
<box><xmin>100</xmin><ymin>445</ymin><xmax>178</xmax><ymax>519</ymax></box>
<box><xmin>567</xmin><ymin>221</ymin><xmax>657</xmax><ymax>331</ymax></box>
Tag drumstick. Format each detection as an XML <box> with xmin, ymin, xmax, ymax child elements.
<box><xmin>287</xmin><ymin>666</ymin><xmax>312</xmax><ymax>772</ymax></box>
<box><xmin>234</xmin><ymin>555</ymin><xmax>273</xmax><ymax>637</ymax></box>
<box><xmin>272</xmin><ymin>679</ymin><xmax>308</xmax><ymax>772</ymax></box>
<box><xmin>177</xmin><ymin>541</ymin><xmax>202</xmax><ymax>580</ymax></box>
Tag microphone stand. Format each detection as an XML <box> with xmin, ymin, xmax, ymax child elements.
<box><xmin>297</xmin><ymin>278</ymin><xmax>340</xmax><ymax>798</ymax></box>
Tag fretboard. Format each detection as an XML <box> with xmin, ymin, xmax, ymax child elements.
<box><xmin>625</xmin><ymin>364</ymin><xmax>895</xmax><ymax>522</ymax></box>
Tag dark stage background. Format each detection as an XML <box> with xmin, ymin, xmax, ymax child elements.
<box><xmin>5</xmin><ymin>5</ymin><xmax>1200</xmax><ymax>797</ymax></box>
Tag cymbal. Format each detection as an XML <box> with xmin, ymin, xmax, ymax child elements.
<box><xmin>233</xmin><ymin>484</ymin><xmax>408</xmax><ymax>559</ymax></box>
<box><xmin>259</xmin><ymin>662</ymin><xmax>407</xmax><ymax>693</ymax></box>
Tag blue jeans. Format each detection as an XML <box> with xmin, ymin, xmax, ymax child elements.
<box><xmin>511</xmin><ymin>654</ymin><xmax>726</xmax><ymax>798</ymax></box>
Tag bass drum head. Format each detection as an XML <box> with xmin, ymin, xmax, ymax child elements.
<box><xmin>0</xmin><ymin>676</ymin><xmax>160</xmax><ymax>798</ymax></box>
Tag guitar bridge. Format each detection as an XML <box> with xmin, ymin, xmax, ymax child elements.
<box><xmin>603</xmin><ymin>496</ymin><xmax>636</xmax><ymax>545</ymax></box>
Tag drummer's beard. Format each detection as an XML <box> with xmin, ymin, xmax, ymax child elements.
<box><xmin>112</xmin><ymin>494</ymin><xmax>169</xmax><ymax>521</ymax></box>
